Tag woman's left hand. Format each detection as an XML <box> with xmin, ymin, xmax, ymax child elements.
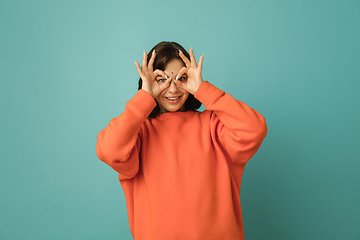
<box><xmin>176</xmin><ymin>48</ymin><xmax>204</xmax><ymax>95</ymax></box>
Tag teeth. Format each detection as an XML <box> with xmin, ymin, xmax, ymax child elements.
<box><xmin>167</xmin><ymin>97</ymin><xmax>179</xmax><ymax>100</ymax></box>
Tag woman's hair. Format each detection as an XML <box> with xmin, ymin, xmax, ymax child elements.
<box><xmin>138</xmin><ymin>41</ymin><xmax>202</xmax><ymax>119</ymax></box>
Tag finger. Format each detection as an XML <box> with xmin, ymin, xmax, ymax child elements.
<box><xmin>189</xmin><ymin>48</ymin><xmax>197</xmax><ymax>68</ymax></box>
<box><xmin>176</xmin><ymin>67</ymin><xmax>188</xmax><ymax>81</ymax></box>
<box><xmin>153</xmin><ymin>69</ymin><xmax>166</xmax><ymax>80</ymax></box>
<box><xmin>148</xmin><ymin>50</ymin><xmax>156</xmax><ymax>72</ymax></box>
<box><xmin>198</xmin><ymin>54</ymin><xmax>204</xmax><ymax>72</ymax></box>
<box><xmin>142</xmin><ymin>51</ymin><xmax>148</xmax><ymax>69</ymax></box>
<box><xmin>135</xmin><ymin>61</ymin><xmax>144</xmax><ymax>78</ymax></box>
<box><xmin>179</xmin><ymin>50</ymin><xmax>191</xmax><ymax>68</ymax></box>
<box><xmin>173</xmin><ymin>77</ymin><xmax>184</xmax><ymax>90</ymax></box>
<box><xmin>159</xmin><ymin>78</ymin><xmax>171</xmax><ymax>91</ymax></box>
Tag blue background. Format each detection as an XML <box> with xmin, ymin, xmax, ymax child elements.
<box><xmin>1</xmin><ymin>0</ymin><xmax>359</xmax><ymax>239</ymax></box>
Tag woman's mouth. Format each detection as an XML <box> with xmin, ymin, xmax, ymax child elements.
<box><xmin>165</xmin><ymin>96</ymin><xmax>181</xmax><ymax>103</ymax></box>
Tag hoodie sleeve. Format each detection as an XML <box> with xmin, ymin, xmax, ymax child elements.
<box><xmin>96</xmin><ymin>90</ymin><xmax>156</xmax><ymax>179</ymax></box>
<box><xmin>194</xmin><ymin>81</ymin><xmax>267</xmax><ymax>164</ymax></box>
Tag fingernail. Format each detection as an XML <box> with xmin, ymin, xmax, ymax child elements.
<box><xmin>176</xmin><ymin>75</ymin><xmax>179</xmax><ymax>80</ymax></box>
<box><xmin>179</xmin><ymin>50</ymin><xmax>182</xmax><ymax>53</ymax></box>
<box><xmin>153</xmin><ymin>50</ymin><xmax>155</xmax><ymax>54</ymax></box>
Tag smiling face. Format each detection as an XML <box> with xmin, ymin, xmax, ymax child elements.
<box><xmin>155</xmin><ymin>59</ymin><xmax>189</xmax><ymax>113</ymax></box>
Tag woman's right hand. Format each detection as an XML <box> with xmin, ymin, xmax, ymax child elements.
<box><xmin>135</xmin><ymin>50</ymin><xmax>170</xmax><ymax>98</ymax></box>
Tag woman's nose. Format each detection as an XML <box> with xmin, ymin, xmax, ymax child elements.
<box><xmin>167</xmin><ymin>79</ymin><xmax>178</xmax><ymax>92</ymax></box>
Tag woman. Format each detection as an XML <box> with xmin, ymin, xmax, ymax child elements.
<box><xmin>96</xmin><ymin>41</ymin><xmax>267</xmax><ymax>240</ymax></box>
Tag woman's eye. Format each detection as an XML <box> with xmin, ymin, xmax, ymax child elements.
<box><xmin>178</xmin><ymin>77</ymin><xmax>186</xmax><ymax>82</ymax></box>
<box><xmin>157</xmin><ymin>78</ymin><xmax>166</xmax><ymax>83</ymax></box>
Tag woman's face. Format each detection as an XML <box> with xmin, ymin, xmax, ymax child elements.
<box><xmin>156</xmin><ymin>59</ymin><xmax>189</xmax><ymax>113</ymax></box>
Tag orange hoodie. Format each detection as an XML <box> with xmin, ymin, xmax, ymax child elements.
<box><xmin>96</xmin><ymin>81</ymin><xmax>267</xmax><ymax>240</ymax></box>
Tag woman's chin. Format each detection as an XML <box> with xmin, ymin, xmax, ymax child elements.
<box><xmin>160</xmin><ymin>104</ymin><xmax>186</xmax><ymax>113</ymax></box>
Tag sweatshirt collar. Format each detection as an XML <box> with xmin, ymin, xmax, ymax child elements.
<box><xmin>154</xmin><ymin>110</ymin><xmax>196</xmax><ymax>121</ymax></box>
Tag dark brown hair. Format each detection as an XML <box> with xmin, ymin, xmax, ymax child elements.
<box><xmin>138</xmin><ymin>41</ymin><xmax>202</xmax><ymax>118</ymax></box>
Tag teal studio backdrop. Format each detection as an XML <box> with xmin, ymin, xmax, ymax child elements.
<box><xmin>1</xmin><ymin>0</ymin><xmax>359</xmax><ymax>239</ymax></box>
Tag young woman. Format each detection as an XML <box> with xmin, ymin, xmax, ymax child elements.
<box><xmin>96</xmin><ymin>41</ymin><xmax>267</xmax><ymax>240</ymax></box>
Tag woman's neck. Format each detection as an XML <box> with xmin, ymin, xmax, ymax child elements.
<box><xmin>159</xmin><ymin>105</ymin><xmax>186</xmax><ymax>114</ymax></box>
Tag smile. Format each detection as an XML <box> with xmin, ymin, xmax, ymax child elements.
<box><xmin>165</xmin><ymin>96</ymin><xmax>182</xmax><ymax>103</ymax></box>
<box><xmin>165</xmin><ymin>96</ymin><xmax>181</xmax><ymax>100</ymax></box>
